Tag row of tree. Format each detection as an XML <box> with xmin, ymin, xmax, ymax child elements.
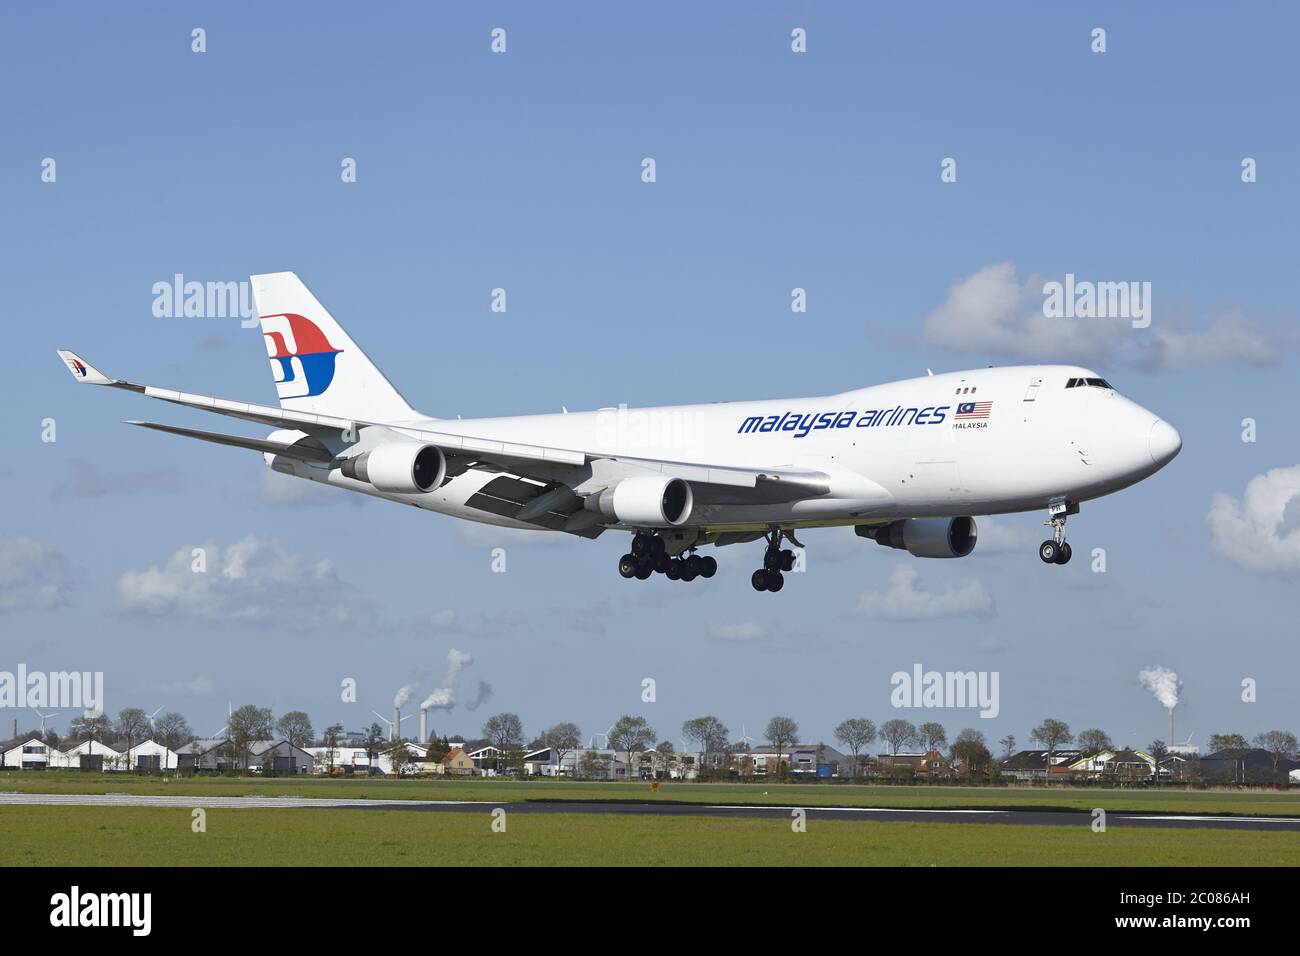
<box><xmin>18</xmin><ymin>707</ymin><xmax>1300</xmax><ymax>781</ymax></box>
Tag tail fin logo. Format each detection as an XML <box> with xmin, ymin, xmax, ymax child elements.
<box><xmin>261</xmin><ymin>313</ymin><xmax>344</xmax><ymax>399</ymax></box>
<box><xmin>68</xmin><ymin>357</ymin><xmax>87</xmax><ymax>377</ymax></box>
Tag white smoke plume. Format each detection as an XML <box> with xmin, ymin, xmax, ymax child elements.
<box><xmin>1138</xmin><ymin>666</ymin><xmax>1181</xmax><ymax>710</ymax></box>
<box><xmin>465</xmin><ymin>680</ymin><xmax>493</xmax><ymax>713</ymax></box>
<box><xmin>421</xmin><ymin>688</ymin><xmax>455</xmax><ymax>712</ymax></box>
<box><xmin>444</xmin><ymin>648</ymin><xmax>472</xmax><ymax>685</ymax></box>
<box><xmin>393</xmin><ymin>682</ymin><xmax>419</xmax><ymax>709</ymax></box>
<box><xmin>419</xmin><ymin>648</ymin><xmax>476</xmax><ymax>712</ymax></box>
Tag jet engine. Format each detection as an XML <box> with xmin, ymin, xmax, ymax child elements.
<box><xmin>340</xmin><ymin>442</ymin><xmax>446</xmax><ymax>494</ymax></box>
<box><xmin>857</xmin><ymin>516</ymin><xmax>977</xmax><ymax>558</ymax></box>
<box><xmin>585</xmin><ymin>475</ymin><xmax>694</xmax><ymax>527</ymax></box>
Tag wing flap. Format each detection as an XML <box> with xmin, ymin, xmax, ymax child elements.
<box><xmin>125</xmin><ymin>421</ymin><xmax>334</xmax><ymax>463</ymax></box>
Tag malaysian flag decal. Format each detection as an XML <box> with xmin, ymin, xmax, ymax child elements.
<box><xmin>955</xmin><ymin>401</ymin><xmax>992</xmax><ymax>420</ymax></box>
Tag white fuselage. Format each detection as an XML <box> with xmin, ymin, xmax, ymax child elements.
<box><xmin>268</xmin><ymin>364</ymin><xmax>1181</xmax><ymax>535</ymax></box>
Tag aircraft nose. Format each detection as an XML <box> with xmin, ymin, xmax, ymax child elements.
<box><xmin>1148</xmin><ymin>418</ymin><xmax>1182</xmax><ymax>466</ymax></box>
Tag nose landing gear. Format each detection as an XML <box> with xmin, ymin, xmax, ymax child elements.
<box><xmin>1038</xmin><ymin>501</ymin><xmax>1078</xmax><ymax>565</ymax></box>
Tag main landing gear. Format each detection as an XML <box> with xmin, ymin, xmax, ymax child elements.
<box><xmin>751</xmin><ymin>529</ymin><xmax>798</xmax><ymax>593</ymax></box>
<box><xmin>618</xmin><ymin>532</ymin><xmax>716</xmax><ymax>583</ymax></box>
<box><xmin>1038</xmin><ymin>501</ymin><xmax>1078</xmax><ymax>565</ymax></box>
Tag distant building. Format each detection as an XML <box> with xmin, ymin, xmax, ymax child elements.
<box><xmin>306</xmin><ymin>743</ymin><xmax>379</xmax><ymax>774</ymax></box>
<box><xmin>879</xmin><ymin>750</ymin><xmax>950</xmax><ymax>777</ymax></box>
<box><xmin>0</xmin><ymin>737</ymin><xmax>53</xmax><ymax>770</ymax></box>
<box><xmin>248</xmin><ymin>740</ymin><xmax>314</xmax><ymax>774</ymax></box>
<box><xmin>123</xmin><ymin>739</ymin><xmax>179</xmax><ymax>771</ymax></box>
<box><xmin>1102</xmin><ymin>749</ymin><xmax>1154</xmax><ymax>782</ymax></box>
<box><xmin>440</xmin><ymin>747</ymin><xmax>476</xmax><ymax>775</ymax></box>
<box><xmin>51</xmin><ymin>739</ymin><xmax>122</xmax><ymax>771</ymax></box>
<box><xmin>733</xmin><ymin>743</ymin><xmax>849</xmax><ymax>778</ymax></box>
<box><xmin>176</xmin><ymin>738</ymin><xmax>310</xmax><ymax>773</ymax></box>
<box><xmin>999</xmin><ymin>749</ymin><xmax>1086</xmax><ymax>782</ymax></box>
<box><xmin>1200</xmin><ymin>748</ymin><xmax>1300</xmax><ymax>785</ymax></box>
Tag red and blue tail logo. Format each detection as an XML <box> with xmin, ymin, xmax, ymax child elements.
<box><xmin>70</xmin><ymin>358</ymin><xmax>87</xmax><ymax>377</ymax></box>
<box><xmin>261</xmin><ymin>313</ymin><xmax>344</xmax><ymax>399</ymax></box>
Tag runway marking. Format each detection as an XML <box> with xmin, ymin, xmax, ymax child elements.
<box><xmin>1119</xmin><ymin>813</ymin><xmax>1300</xmax><ymax>825</ymax></box>
<box><xmin>1</xmin><ymin>793</ymin><xmax>1297</xmax><ymax>829</ymax></box>
<box><xmin>703</xmin><ymin>804</ymin><xmax>1006</xmax><ymax>814</ymax></box>
<box><xmin>0</xmin><ymin>793</ymin><xmax>498</xmax><ymax>809</ymax></box>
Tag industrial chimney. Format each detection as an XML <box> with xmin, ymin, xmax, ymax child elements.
<box><xmin>392</xmin><ymin>707</ymin><xmax>401</xmax><ymax>742</ymax></box>
<box><xmin>418</xmin><ymin>708</ymin><xmax>428</xmax><ymax>744</ymax></box>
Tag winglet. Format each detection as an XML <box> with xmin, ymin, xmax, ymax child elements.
<box><xmin>56</xmin><ymin>349</ymin><xmax>115</xmax><ymax>385</ymax></box>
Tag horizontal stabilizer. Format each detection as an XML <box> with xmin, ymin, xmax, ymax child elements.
<box><xmin>125</xmin><ymin>421</ymin><xmax>334</xmax><ymax>463</ymax></box>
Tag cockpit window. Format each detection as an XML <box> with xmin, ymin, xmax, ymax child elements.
<box><xmin>1066</xmin><ymin>377</ymin><xmax>1113</xmax><ymax>390</ymax></box>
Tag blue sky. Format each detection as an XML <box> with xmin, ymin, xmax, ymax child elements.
<box><xmin>2</xmin><ymin>3</ymin><xmax>1297</xmax><ymax>753</ymax></box>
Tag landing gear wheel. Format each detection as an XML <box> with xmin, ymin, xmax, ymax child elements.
<box><xmin>680</xmin><ymin>566</ymin><xmax>699</xmax><ymax>582</ymax></box>
<box><xmin>1054</xmin><ymin>541</ymin><xmax>1072</xmax><ymax>565</ymax></box>
<box><xmin>684</xmin><ymin>554</ymin><xmax>702</xmax><ymax>576</ymax></box>
<box><xmin>651</xmin><ymin>536</ymin><xmax>666</xmax><ymax>556</ymax></box>
<box><xmin>765</xmin><ymin>569</ymin><xmax>785</xmax><ymax>592</ymax></box>
<box><xmin>751</xmin><ymin>569</ymin><xmax>769</xmax><ymax>591</ymax></box>
<box><xmin>666</xmin><ymin>561</ymin><xmax>683</xmax><ymax>581</ymax></box>
<box><xmin>635</xmin><ymin>559</ymin><xmax>654</xmax><ymax>580</ymax></box>
<box><xmin>1038</xmin><ymin>541</ymin><xmax>1060</xmax><ymax>564</ymax></box>
<box><xmin>618</xmin><ymin>554</ymin><xmax>639</xmax><ymax>578</ymax></box>
<box><xmin>630</xmin><ymin>534</ymin><xmax>652</xmax><ymax>558</ymax></box>
<box><xmin>653</xmin><ymin>553</ymin><xmax>672</xmax><ymax>574</ymax></box>
<box><xmin>764</xmin><ymin>550</ymin><xmax>783</xmax><ymax>571</ymax></box>
<box><xmin>779</xmin><ymin>549</ymin><xmax>795</xmax><ymax>572</ymax></box>
<box><xmin>700</xmin><ymin>555</ymin><xmax>718</xmax><ymax>578</ymax></box>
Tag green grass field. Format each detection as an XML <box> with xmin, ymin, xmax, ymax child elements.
<box><xmin>2</xmin><ymin>804</ymin><xmax>1298</xmax><ymax>866</ymax></box>
<box><xmin>2</xmin><ymin>771</ymin><xmax>1297</xmax><ymax>816</ymax></box>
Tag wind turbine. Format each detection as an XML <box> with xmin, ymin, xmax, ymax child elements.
<box><xmin>210</xmin><ymin>702</ymin><xmax>232</xmax><ymax>740</ymax></box>
<box><xmin>593</xmin><ymin>723</ymin><xmax>615</xmax><ymax>750</ymax></box>
<box><xmin>31</xmin><ymin>708</ymin><xmax>60</xmax><ymax>733</ymax></box>
<box><xmin>739</xmin><ymin>723</ymin><xmax>755</xmax><ymax>750</ymax></box>
<box><xmin>146</xmin><ymin>707</ymin><xmax>163</xmax><ymax>734</ymax></box>
<box><xmin>370</xmin><ymin>709</ymin><xmax>412</xmax><ymax>742</ymax></box>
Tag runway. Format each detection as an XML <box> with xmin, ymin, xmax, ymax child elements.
<box><xmin>3</xmin><ymin>792</ymin><xmax>1299</xmax><ymax>830</ymax></box>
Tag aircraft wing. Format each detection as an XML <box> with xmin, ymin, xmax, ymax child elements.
<box><xmin>57</xmin><ymin>349</ymin><xmax>831</xmax><ymax>507</ymax></box>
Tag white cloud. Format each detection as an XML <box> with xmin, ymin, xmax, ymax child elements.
<box><xmin>923</xmin><ymin>262</ymin><xmax>1287</xmax><ymax>370</ymax></box>
<box><xmin>459</xmin><ymin>522</ymin><xmax>558</xmax><ymax>547</ymax></box>
<box><xmin>971</xmin><ymin>516</ymin><xmax>1037</xmax><ymax>555</ymax></box>
<box><xmin>259</xmin><ymin>469</ymin><xmax>361</xmax><ymax>508</ymax></box>
<box><xmin>0</xmin><ymin>536</ymin><xmax>73</xmax><ymax>613</ymax></box>
<box><xmin>151</xmin><ymin>676</ymin><xmax>217</xmax><ymax>698</ymax></box>
<box><xmin>711</xmin><ymin>622</ymin><xmax>765</xmax><ymax>642</ymax></box>
<box><xmin>51</xmin><ymin>460</ymin><xmax>183</xmax><ymax>500</ymax></box>
<box><xmin>118</xmin><ymin>536</ymin><xmax>361</xmax><ymax>626</ymax></box>
<box><xmin>1151</xmin><ymin>310</ymin><xmax>1278</xmax><ymax>370</ymax></box>
<box><xmin>1207</xmin><ymin>465</ymin><xmax>1300</xmax><ymax>572</ymax></box>
<box><xmin>856</xmin><ymin>565</ymin><xmax>994</xmax><ymax>620</ymax></box>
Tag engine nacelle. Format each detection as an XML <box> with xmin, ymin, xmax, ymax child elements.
<box><xmin>340</xmin><ymin>443</ymin><xmax>445</xmax><ymax>494</ymax></box>
<box><xmin>586</xmin><ymin>475</ymin><xmax>694</xmax><ymax>527</ymax></box>
<box><xmin>859</xmin><ymin>517</ymin><xmax>977</xmax><ymax>558</ymax></box>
